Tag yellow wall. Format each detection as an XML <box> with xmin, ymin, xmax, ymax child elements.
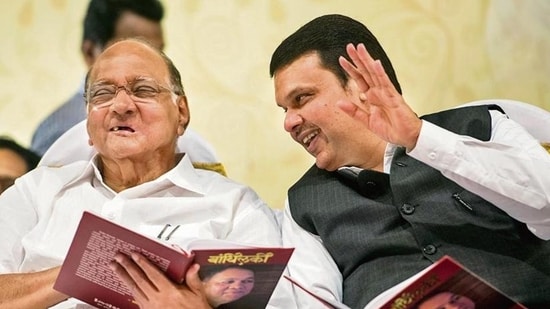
<box><xmin>0</xmin><ymin>0</ymin><xmax>548</xmax><ymax>209</ymax></box>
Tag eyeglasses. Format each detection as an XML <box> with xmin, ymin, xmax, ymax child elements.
<box><xmin>85</xmin><ymin>78</ymin><xmax>177</xmax><ymax>109</ymax></box>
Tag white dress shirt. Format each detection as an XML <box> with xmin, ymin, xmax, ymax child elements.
<box><xmin>281</xmin><ymin>109</ymin><xmax>550</xmax><ymax>308</ymax></box>
<box><xmin>0</xmin><ymin>154</ymin><xmax>291</xmax><ymax>308</ymax></box>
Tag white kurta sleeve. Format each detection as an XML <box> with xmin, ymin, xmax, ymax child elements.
<box><xmin>281</xmin><ymin>199</ymin><xmax>350</xmax><ymax>308</ymax></box>
<box><xmin>408</xmin><ymin>110</ymin><xmax>550</xmax><ymax>239</ymax></box>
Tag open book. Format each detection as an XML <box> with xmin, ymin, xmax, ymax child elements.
<box><xmin>379</xmin><ymin>255</ymin><xmax>527</xmax><ymax>309</ymax></box>
<box><xmin>286</xmin><ymin>255</ymin><xmax>527</xmax><ymax>309</ymax></box>
<box><xmin>54</xmin><ymin>211</ymin><xmax>294</xmax><ymax>309</ymax></box>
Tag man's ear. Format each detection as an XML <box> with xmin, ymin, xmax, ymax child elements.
<box><xmin>177</xmin><ymin>95</ymin><xmax>190</xmax><ymax>135</ymax></box>
<box><xmin>86</xmin><ymin>121</ymin><xmax>94</xmax><ymax>146</ymax></box>
<box><xmin>81</xmin><ymin>40</ymin><xmax>102</xmax><ymax>68</ymax></box>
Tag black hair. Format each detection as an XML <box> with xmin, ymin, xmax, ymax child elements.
<box><xmin>83</xmin><ymin>0</ymin><xmax>164</xmax><ymax>48</ymax></box>
<box><xmin>0</xmin><ymin>136</ymin><xmax>41</xmax><ymax>172</ymax></box>
<box><xmin>269</xmin><ymin>14</ymin><xmax>402</xmax><ymax>94</ymax></box>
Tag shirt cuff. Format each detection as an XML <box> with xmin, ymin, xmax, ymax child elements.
<box><xmin>407</xmin><ymin>120</ymin><xmax>461</xmax><ymax>170</ymax></box>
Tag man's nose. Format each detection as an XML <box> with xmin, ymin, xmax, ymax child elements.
<box><xmin>110</xmin><ymin>90</ymin><xmax>137</xmax><ymax>113</ymax></box>
<box><xmin>283</xmin><ymin>109</ymin><xmax>303</xmax><ymax>133</ymax></box>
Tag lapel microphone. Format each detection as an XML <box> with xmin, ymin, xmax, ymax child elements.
<box><xmin>336</xmin><ymin>166</ymin><xmax>389</xmax><ymax>199</ymax></box>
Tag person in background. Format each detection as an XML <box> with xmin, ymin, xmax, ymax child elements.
<box><xmin>31</xmin><ymin>0</ymin><xmax>220</xmax><ymax>171</ymax></box>
<box><xmin>0</xmin><ymin>39</ymin><xmax>287</xmax><ymax>309</ymax></box>
<box><xmin>0</xmin><ymin>136</ymin><xmax>41</xmax><ymax>193</ymax></box>
<box><xmin>270</xmin><ymin>14</ymin><xmax>550</xmax><ymax>308</ymax></box>
<box><xmin>31</xmin><ymin>0</ymin><xmax>163</xmax><ymax>156</ymax></box>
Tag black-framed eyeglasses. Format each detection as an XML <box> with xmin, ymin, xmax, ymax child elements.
<box><xmin>85</xmin><ymin>77</ymin><xmax>177</xmax><ymax>110</ymax></box>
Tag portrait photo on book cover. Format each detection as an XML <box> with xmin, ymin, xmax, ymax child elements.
<box><xmin>198</xmin><ymin>263</ymin><xmax>285</xmax><ymax>309</ymax></box>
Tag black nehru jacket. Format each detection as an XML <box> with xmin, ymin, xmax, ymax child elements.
<box><xmin>288</xmin><ymin>105</ymin><xmax>550</xmax><ymax>308</ymax></box>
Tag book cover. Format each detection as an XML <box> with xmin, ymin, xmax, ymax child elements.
<box><xmin>380</xmin><ymin>255</ymin><xmax>527</xmax><ymax>309</ymax></box>
<box><xmin>53</xmin><ymin>211</ymin><xmax>294</xmax><ymax>309</ymax></box>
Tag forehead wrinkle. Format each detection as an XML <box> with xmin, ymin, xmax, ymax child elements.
<box><xmin>91</xmin><ymin>41</ymin><xmax>167</xmax><ymax>77</ymax></box>
<box><xmin>91</xmin><ymin>76</ymin><xmax>160</xmax><ymax>85</ymax></box>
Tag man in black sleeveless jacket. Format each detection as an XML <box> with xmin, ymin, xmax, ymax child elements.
<box><xmin>269</xmin><ymin>14</ymin><xmax>550</xmax><ymax>309</ymax></box>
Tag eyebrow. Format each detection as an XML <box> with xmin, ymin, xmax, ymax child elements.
<box><xmin>91</xmin><ymin>76</ymin><xmax>156</xmax><ymax>86</ymax></box>
<box><xmin>90</xmin><ymin>80</ymin><xmax>113</xmax><ymax>86</ymax></box>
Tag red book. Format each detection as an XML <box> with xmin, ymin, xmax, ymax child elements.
<box><xmin>54</xmin><ymin>211</ymin><xmax>294</xmax><ymax>309</ymax></box>
<box><xmin>379</xmin><ymin>255</ymin><xmax>527</xmax><ymax>309</ymax></box>
<box><xmin>285</xmin><ymin>255</ymin><xmax>527</xmax><ymax>309</ymax></box>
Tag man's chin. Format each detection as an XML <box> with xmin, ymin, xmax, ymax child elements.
<box><xmin>314</xmin><ymin>157</ymin><xmax>338</xmax><ymax>172</ymax></box>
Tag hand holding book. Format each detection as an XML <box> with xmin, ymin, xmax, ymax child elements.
<box><xmin>54</xmin><ymin>211</ymin><xmax>294</xmax><ymax>309</ymax></box>
<box><xmin>110</xmin><ymin>252</ymin><xmax>211</xmax><ymax>309</ymax></box>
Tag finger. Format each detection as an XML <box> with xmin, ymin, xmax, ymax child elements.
<box><xmin>110</xmin><ymin>255</ymin><xmax>148</xmax><ymax>301</ymax></box>
<box><xmin>185</xmin><ymin>264</ymin><xmax>203</xmax><ymax>293</ymax></box>
<box><xmin>350</xmin><ymin>43</ymin><xmax>380</xmax><ymax>87</ymax></box>
<box><xmin>355</xmin><ymin>43</ymin><xmax>381</xmax><ymax>88</ymax></box>
<box><xmin>346</xmin><ymin>44</ymin><xmax>373</xmax><ymax>92</ymax></box>
<box><xmin>113</xmin><ymin>253</ymin><xmax>159</xmax><ymax>297</ymax></box>
<box><xmin>340</xmin><ymin>44</ymin><xmax>371</xmax><ymax>93</ymax></box>
<box><xmin>129</xmin><ymin>252</ymin><xmax>171</xmax><ymax>289</ymax></box>
<box><xmin>356</xmin><ymin>44</ymin><xmax>400</xmax><ymax>101</ymax></box>
<box><xmin>372</xmin><ymin>60</ymin><xmax>400</xmax><ymax>101</ymax></box>
<box><xmin>183</xmin><ymin>264</ymin><xmax>212</xmax><ymax>307</ymax></box>
<box><xmin>339</xmin><ymin>56</ymin><xmax>369</xmax><ymax>93</ymax></box>
<box><xmin>345</xmin><ymin>43</ymin><xmax>375</xmax><ymax>90</ymax></box>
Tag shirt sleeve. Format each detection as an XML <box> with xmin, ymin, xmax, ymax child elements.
<box><xmin>0</xmin><ymin>179</ymin><xmax>39</xmax><ymax>272</ymax></box>
<box><xmin>281</xmin><ymin>199</ymin><xmax>350</xmax><ymax>308</ymax></box>
<box><xmin>408</xmin><ymin>110</ymin><xmax>550</xmax><ymax>239</ymax></box>
<box><xmin>225</xmin><ymin>186</ymin><xmax>283</xmax><ymax>246</ymax></box>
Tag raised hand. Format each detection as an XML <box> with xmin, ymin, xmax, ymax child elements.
<box><xmin>110</xmin><ymin>252</ymin><xmax>212</xmax><ymax>309</ymax></box>
<box><xmin>338</xmin><ymin>43</ymin><xmax>422</xmax><ymax>150</ymax></box>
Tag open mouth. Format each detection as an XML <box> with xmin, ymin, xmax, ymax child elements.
<box><xmin>301</xmin><ymin>130</ymin><xmax>319</xmax><ymax>147</ymax></box>
<box><xmin>110</xmin><ymin>126</ymin><xmax>135</xmax><ymax>133</ymax></box>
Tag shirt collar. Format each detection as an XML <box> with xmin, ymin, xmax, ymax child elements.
<box><xmin>337</xmin><ymin>143</ymin><xmax>397</xmax><ymax>174</ymax></box>
<box><xmin>163</xmin><ymin>153</ymin><xmax>206</xmax><ymax>195</ymax></box>
<box><xmin>383</xmin><ymin>143</ymin><xmax>399</xmax><ymax>173</ymax></box>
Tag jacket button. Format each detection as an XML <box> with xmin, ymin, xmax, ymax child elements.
<box><xmin>423</xmin><ymin>244</ymin><xmax>437</xmax><ymax>255</ymax></box>
<box><xmin>401</xmin><ymin>203</ymin><xmax>415</xmax><ymax>215</ymax></box>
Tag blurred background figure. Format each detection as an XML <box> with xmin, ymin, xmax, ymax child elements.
<box><xmin>30</xmin><ymin>0</ymin><xmax>165</xmax><ymax>156</ymax></box>
<box><xmin>0</xmin><ymin>136</ymin><xmax>41</xmax><ymax>193</ymax></box>
<box><xmin>30</xmin><ymin>0</ymin><xmax>222</xmax><ymax>173</ymax></box>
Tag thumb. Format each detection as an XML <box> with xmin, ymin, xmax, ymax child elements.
<box><xmin>185</xmin><ymin>263</ymin><xmax>203</xmax><ymax>292</ymax></box>
<box><xmin>185</xmin><ymin>264</ymin><xmax>214</xmax><ymax>309</ymax></box>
